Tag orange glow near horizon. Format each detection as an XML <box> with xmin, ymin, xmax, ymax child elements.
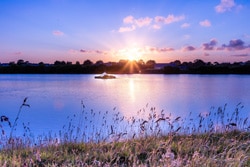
<box><xmin>120</xmin><ymin>60</ymin><xmax>141</xmax><ymax>73</ymax></box>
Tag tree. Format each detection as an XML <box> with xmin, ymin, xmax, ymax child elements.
<box><xmin>17</xmin><ymin>59</ymin><xmax>25</xmax><ymax>65</ymax></box>
<box><xmin>83</xmin><ymin>59</ymin><xmax>93</xmax><ymax>66</ymax></box>
<box><xmin>146</xmin><ymin>60</ymin><xmax>156</xmax><ymax>68</ymax></box>
<box><xmin>138</xmin><ymin>59</ymin><xmax>145</xmax><ymax>65</ymax></box>
<box><xmin>95</xmin><ymin>60</ymin><xmax>104</xmax><ymax>66</ymax></box>
<box><xmin>75</xmin><ymin>61</ymin><xmax>80</xmax><ymax>65</ymax></box>
<box><xmin>193</xmin><ymin>59</ymin><xmax>205</xmax><ymax>68</ymax></box>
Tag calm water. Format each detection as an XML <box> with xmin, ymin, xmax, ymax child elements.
<box><xmin>0</xmin><ymin>74</ymin><xmax>250</xmax><ymax>139</ymax></box>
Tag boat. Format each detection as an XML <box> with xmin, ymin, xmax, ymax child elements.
<box><xmin>95</xmin><ymin>73</ymin><xmax>116</xmax><ymax>79</ymax></box>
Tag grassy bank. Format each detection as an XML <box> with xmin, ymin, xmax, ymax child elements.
<box><xmin>0</xmin><ymin>131</ymin><xmax>249</xmax><ymax>166</ymax></box>
<box><xmin>0</xmin><ymin>99</ymin><xmax>250</xmax><ymax>166</ymax></box>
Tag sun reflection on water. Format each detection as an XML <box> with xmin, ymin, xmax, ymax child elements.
<box><xmin>129</xmin><ymin>78</ymin><xmax>135</xmax><ymax>103</ymax></box>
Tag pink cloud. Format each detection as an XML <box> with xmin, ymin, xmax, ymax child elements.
<box><xmin>202</xmin><ymin>39</ymin><xmax>218</xmax><ymax>50</ymax></box>
<box><xmin>199</xmin><ymin>19</ymin><xmax>211</xmax><ymax>27</ymax></box>
<box><xmin>135</xmin><ymin>17</ymin><xmax>152</xmax><ymax>27</ymax></box>
<box><xmin>80</xmin><ymin>49</ymin><xmax>88</xmax><ymax>53</ymax></box>
<box><xmin>181</xmin><ymin>23</ymin><xmax>190</xmax><ymax>28</ymax></box>
<box><xmin>68</xmin><ymin>49</ymin><xmax>78</xmax><ymax>54</ymax></box>
<box><xmin>154</xmin><ymin>16</ymin><xmax>165</xmax><ymax>23</ymax></box>
<box><xmin>158</xmin><ymin>47</ymin><xmax>175</xmax><ymax>52</ymax></box>
<box><xmin>53</xmin><ymin>30</ymin><xmax>64</xmax><ymax>36</ymax></box>
<box><xmin>231</xmin><ymin>54</ymin><xmax>249</xmax><ymax>57</ymax></box>
<box><xmin>215</xmin><ymin>0</ymin><xmax>242</xmax><ymax>13</ymax></box>
<box><xmin>146</xmin><ymin>46</ymin><xmax>174</xmax><ymax>53</ymax></box>
<box><xmin>123</xmin><ymin>15</ymin><xmax>134</xmax><ymax>24</ymax></box>
<box><xmin>182</xmin><ymin>46</ymin><xmax>196</xmax><ymax>51</ymax></box>
<box><xmin>79</xmin><ymin>49</ymin><xmax>105</xmax><ymax>54</ymax></box>
<box><xmin>222</xmin><ymin>39</ymin><xmax>248</xmax><ymax>50</ymax></box>
<box><xmin>203</xmin><ymin>53</ymin><xmax>210</xmax><ymax>56</ymax></box>
<box><xmin>14</xmin><ymin>51</ymin><xmax>22</xmax><ymax>55</ymax></box>
<box><xmin>119</xmin><ymin>14</ymin><xmax>184</xmax><ymax>33</ymax></box>
<box><xmin>95</xmin><ymin>50</ymin><xmax>103</xmax><ymax>54</ymax></box>
<box><xmin>155</xmin><ymin>14</ymin><xmax>185</xmax><ymax>24</ymax></box>
<box><xmin>118</xmin><ymin>25</ymin><xmax>136</xmax><ymax>32</ymax></box>
<box><xmin>152</xmin><ymin>24</ymin><xmax>161</xmax><ymax>30</ymax></box>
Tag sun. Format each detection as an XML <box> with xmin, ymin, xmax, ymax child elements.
<box><xmin>124</xmin><ymin>47</ymin><xmax>143</xmax><ymax>61</ymax></box>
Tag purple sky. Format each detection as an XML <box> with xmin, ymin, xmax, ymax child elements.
<box><xmin>1</xmin><ymin>0</ymin><xmax>250</xmax><ymax>63</ymax></box>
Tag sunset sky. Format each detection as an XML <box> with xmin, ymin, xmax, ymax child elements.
<box><xmin>1</xmin><ymin>0</ymin><xmax>250</xmax><ymax>63</ymax></box>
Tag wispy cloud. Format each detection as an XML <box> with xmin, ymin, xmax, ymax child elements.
<box><xmin>182</xmin><ymin>46</ymin><xmax>196</xmax><ymax>51</ymax></box>
<box><xmin>181</xmin><ymin>23</ymin><xmax>190</xmax><ymax>28</ymax></box>
<box><xmin>119</xmin><ymin>16</ymin><xmax>152</xmax><ymax>32</ymax></box>
<box><xmin>183</xmin><ymin>34</ymin><xmax>191</xmax><ymax>40</ymax></box>
<box><xmin>118</xmin><ymin>25</ymin><xmax>136</xmax><ymax>33</ymax></box>
<box><xmin>231</xmin><ymin>53</ymin><xmax>249</xmax><ymax>57</ymax></box>
<box><xmin>118</xmin><ymin>14</ymin><xmax>185</xmax><ymax>32</ymax></box>
<box><xmin>146</xmin><ymin>46</ymin><xmax>174</xmax><ymax>53</ymax></box>
<box><xmin>199</xmin><ymin>19</ymin><xmax>211</xmax><ymax>27</ymax></box>
<box><xmin>135</xmin><ymin>17</ymin><xmax>152</xmax><ymax>27</ymax></box>
<box><xmin>52</xmin><ymin>30</ymin><xmax>64</xmax><ymax>36</ymax></box>
<box><xmin>215</xmin><ymin>0</ymin><xmax>242</xmax><ymax>13</ymax></box>
<box><xmin>221</xmin><ymin>39</ymin><xmax>248</xmax><ymax>50</ymax></box>
<box><xmin>123</xmin><ymin>15</ymin><xmax>152</xmax><ymax>27</ymax></box>
<box><xmin>123</xmin><ymin>15</ymin><xmax>134</xmax><ymax>24</ymax></box>
<box><xmin>155</xmin><ymin>14</ymin><xmax>185</xmax><ymax>24</ymax></box>
<box><xmin>14</xmin><ymin>51</ymin><xmax>22</xmax><ymax>55</ymax></box>
<box><xmin>202</xmin><ymin>39</ymin><xmax>218</xmax><ymax>50</ymax></box>
<box><xmin>203</xmin><ymin>53</ymin><xmax>210</xmax><ymax>57</ymax></box>
<box><xmin>80</xmin><ymin>49</ymin><xmax>105</xmax><ymax>54</ymax></box>
<box><xmin>152</xmin><ymin>24</ymin><xmax>161</xmax><ymax>30</ymax></box>
<box><xmin>68</xmin><ymin>49</ymin><xmax>78</xmax><ymax>55</ymax></box>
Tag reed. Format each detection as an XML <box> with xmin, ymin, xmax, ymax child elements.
<box><xmin>0</xmin><ymin>99</ymin><xmax>249</xmax><ymax>166</ymax></box>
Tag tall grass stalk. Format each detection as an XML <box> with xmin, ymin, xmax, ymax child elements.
<box><xmin>9</xmin><ymin>97</ymin><xmax>30</xmax><ymax>147</ymax></box>
<box><xmin>0</xmin><ymin>101</ymin><xmax>249</xmax><ymax>166</ymax></box>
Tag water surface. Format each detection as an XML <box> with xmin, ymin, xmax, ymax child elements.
<box><xmin>0</xmin><ymin>74</ymin><xmax>249</xmax><ymax>139</ymax></box>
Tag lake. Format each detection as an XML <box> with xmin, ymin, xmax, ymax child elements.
<box><xmin>0</xmin><ymin>74</ymin><xmax>250</xmax><ymax>142</ymax></box>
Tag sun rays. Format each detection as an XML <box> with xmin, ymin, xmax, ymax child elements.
<box><xmin>119</xmin><ymin>60</ymin><xmax>141</xmax><ymax>74</ymax></box>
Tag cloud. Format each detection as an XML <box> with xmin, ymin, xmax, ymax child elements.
<box><xmin>222</xmin><ymin>39</ymin><xmax>248</xmax><ymax>50</ymax></box>
<box><xmin>183</xmin><ymin>34</ymin><xmax>191</xmax><ymax>40</ymax></box>
<box><xmin>146</xmin><ymin>46</ymin><xmax>174</xmax><ymax>53</ymax></box>
<box><xmin>181</xmin><ymin>23</ymin><xmax>190</xmax><ymax>28</ymax></box>
<box><xmin>155</xmin><ymin>14</ymin><xmax>185</xmax><ymax>24</ymax></box>
<box><xmin>123</xmin><ymin>15</ymin><xmax>134</xmax><ymax>24</ymax></box>
<box><xmin>53</xmin><ymin>30</ymin><xmax>64</xmax><ymax>36</ymax></box>
<box><xmin>135</xmin><ymin>17</ymin><xmax>152</xmax><ymax>27</ymax></box>
<box><xmin>231</xmin><ymin>53</ymin><xmax>249</xmax><ymax>57</ymax></box>
<box><xmin>123</xmin><ymin>15</ymin><xmax>152</xmax><ymax>27</ymax></box>
<box><xmin>203</xmin><ymin>53</ymin><xmax>210</xmax><ymax>56</ymax></box>
<box><xmin>14</xmin><ymin>51</ymin><xmax>22</xmax><ymax>55</ymax></box>
<box><xmin>118</xmin><ymin>14</ymin><xmax>185</xmax><ymax>32</ymax></box>
<box><xmin>215</xmin><ymin>0</ymin><xmax>242</xmax><ymax>13</ymax></box>
<box><xmin>182</xmin><ymin>46</ymin><xmax>196</xmax><ymax>51</ymax></box>
<box><xmin>152</xmin><ymin>24</ymin><xmax>161</xmax><ymax>30</ymax></box>
<box><xmin>80</xmin><ymin>49</ymin><xmax>104</xmax><ymax>54</ymax></box>
<box><xmin>159</xmin><ymin>47</ymin><xmax>175</xmax><ymax>52</ymax></box>
<box><xmin>202</xmin><ymin>39</ymin><xmax>218</xmax><ymax>50</ymax></box>
<box><xmin>199</xmin><ymin>20</ymin><xmax>211</xmax><ymax>27</ymax></box>
<box><xmin>118</xmin><ymin>25</ymin><xmax>136</xmax><ymax>32</ymax></box>
<box><xmin>243</xmin><ymin>34</ymin><xmax>250</xmax><ymax>39</ymax></box>
<box><xmin>80</xmin><ymin>49</ymin><xmax>89</xmax><ymax>53</ymax></box>
<box><xmin>119</xmin><ymin>16</ymin><xmax>151</xmax><ymax>32</ymax></box>
<box><xmin>68</xmin><ymin>49</ymin><xmax>78</xmax><ymax>54</ymax></box>
<box><xmin>95</xmin><ymin>50</ymin><xmax>103</xmax><ymax>54</ymax></box>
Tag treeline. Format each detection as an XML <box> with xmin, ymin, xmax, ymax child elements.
<box><xmin>0</xmin><ymin>59</ymin><xmax>156</xmax><ymax>74</ymax></box>
<box><xmin>0</xmin><ymin>59</ymin><xmax>250</xmax><ymax>74</ymax></box>
<box><xmin>163</xmin><ymin>59</ymin><xmax>250</xmax><ymax>74</ymax></box>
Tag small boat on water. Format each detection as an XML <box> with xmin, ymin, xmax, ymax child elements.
<box><xmin>95</xmin><ymin>73</ymin><xmax>116</xmax><ymax>79</ymax></box>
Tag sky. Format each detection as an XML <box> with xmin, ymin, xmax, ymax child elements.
<box><xmin>0</xmin><ymin>0</ymin><xmax>250</xmax><ymax>64</ymax></box>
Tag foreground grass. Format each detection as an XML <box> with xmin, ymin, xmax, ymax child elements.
<box><xmin>0</xmin><ymin>130</ymin><xmax>249</xmax><ymax>166</ymax></box>
<box><xmin>1</xmin><ymin>99</ymin><xmax>250</xmax><ymax>166</ymax></box>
